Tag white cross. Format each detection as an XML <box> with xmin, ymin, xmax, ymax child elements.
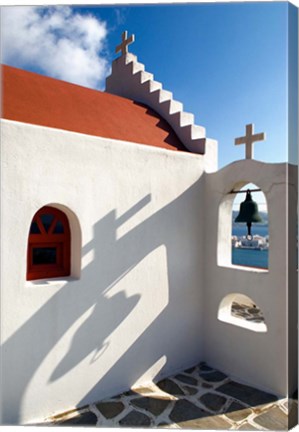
<box><xmin>235</xmin><ymin>124</ymin><xmax>266</xmax><ymax>159</ymax></box>
<box><xmin>116</xmin><ymin>31</ymin><xmax>135</xmax><ymax>56</ymax></box>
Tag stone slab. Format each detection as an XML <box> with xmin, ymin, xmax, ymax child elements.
<box><xmin>200</xmin><ymin>371</ymin><xmax>227</xmax><ymax>382</ymax></box>
<box><xmin>224</xmin><ymin>401</ymin><xmax>253</xmax><ymax>422</ymax></box>
<box><xmin>254</xmin><ymin>406</ymin><xmax>288</xmax><ymax>430</ymax></box>
<box><xmin>156</xmin><ymin>378</ymin><xmax>185</xmax><ymax>396</ymax></box>
<box><xmin>169</xmin><ymin>399</ymin><xmax>230</xmax><ymax>429</ymax></box>
<box><xmin>131</xmin><ymin>396</ymin><xmax>170</xmax><ymax>416</ymax></box>
<box><xmin>183</xmin><ymin>385</ymin><xmax>198</xmax><ymax>395</ymax></box>
<box><xmin>187</xmin><ymin>415</ymin><xmax>232</xmax><ymax>429</ymax></box>
<box><xmin>216</xmin><ymin>380</ymin><xmax>277</xmax><ymax>406</ymax></box>
<box><xmin>199</xmin><ymin>392</ymin><xmax>227</xmax><ymax>412</ymax></box>
<box><xmin>169</xmin><ymin>399</ymin><xmax>207</xmax><ymax>424</ymax></box>
<box><xmin>175</xmin><ymin>373</ymin><xmax>198</xmax><ymax>386</ymax></box>
<box><xmin>237</xmin><ymin>422</ymin><xmax>259</xmax><ymax>430</ymax></box>
<box><xmin>119</xmin><ymin>410</ymin><xmax>151</xmax><ymax>426</ymax></box>
<box><xmin>96</xmin><ymin>401</ymin><xmax>125</xmax><ymax>419</ymax></box>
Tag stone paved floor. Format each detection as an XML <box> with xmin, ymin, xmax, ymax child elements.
<box><xmin>231</xmin><ymin>302</ymin><xmax>265</xmax><ymax>324</ymax></box>
<box><xmin>51</xmin><ymin>362</ymin><xmax>298</xmax><ymax>430</ymax></box>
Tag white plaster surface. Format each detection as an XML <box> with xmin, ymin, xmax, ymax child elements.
<box><xmin>203</xmin><ymin>160</ymin><xmax>298</xmax><ymax>397</ymax></box>
<box><xmin>105</xmin><ymin>53</ymin><xmax>218</xmax><ymax>173</ymax></box>
<box><xmin>1</xmin><ymin>119</ymin><xmax>205</xmax><ymax>424</ymax></box>
<box><xmin>0</xmin><ymin>121</ymin><xmax>297</xmax><ymax>425</ymax></box>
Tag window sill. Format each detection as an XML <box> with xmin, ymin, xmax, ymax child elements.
<box><xmin>218</xmin><ymin>315</ymin><xmax>267</xmax><ymax>333</ymax></box>
<box><xmin>25</xmin><ymin>276</ymin><xmax>79</xmax><ymax>288</ymax></box>
<box><xmin>218</xmin><ymin>263</ymin><xmax>268</xmax><ymax>273</ymax></box>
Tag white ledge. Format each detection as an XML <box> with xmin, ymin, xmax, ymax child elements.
<box><xmin>25</xmin><ymin>276</ymin><xmax>79</xmax><ymax>288</ymax></box>
<box><xmin>218</xmin><ymin>263</ymin><xmax>269</xmax><ymax>273</ymax></box>
<box><xmin>218</xmin><ymin>315</ymin><xmax>268</xmax><ymax>333</ymax></box>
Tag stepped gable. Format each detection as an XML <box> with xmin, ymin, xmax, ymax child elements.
<box><xmin>1</xmin><ymin>64</ymin><xmax>187</xmax><ymax>152</ymax></box>
<box><xmin>106</xmin><ymin>51</ymin><xmax>217</xmax><ymax>158</ymax></box>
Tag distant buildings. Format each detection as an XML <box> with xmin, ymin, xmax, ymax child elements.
<box><xmin>232</xmin><ymin>235</ymin><xmax>269</xmax><ymax>250</ymax></box>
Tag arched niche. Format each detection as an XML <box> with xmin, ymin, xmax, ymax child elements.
<box><xmin>27</xmin><ymin>203</ymin><xmax>82</xmax><ymax>280</ymax></box>
<box><xmin>231</xmin><ymin>183</ymin><xmax>268</xmax><ymax>269</ymax></box>
<box><xmin>27</xmin><ymin>206</ymin><xmax>71</xmax><ymax>280</ymax></box>
<box><xmin>218</xmin><ymin>293</ymin><xmax>267</xmax><ymax>333</ymax></box>
<box><xmin>218</xmin><ymin>181</ymin><xmax>269</xmax><ymax>271</ymax></box>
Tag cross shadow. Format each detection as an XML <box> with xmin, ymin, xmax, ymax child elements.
<box><xmin>2</xmin><ymin>180</ymin><xmax>203</xmax><ymax>424</ymax></box>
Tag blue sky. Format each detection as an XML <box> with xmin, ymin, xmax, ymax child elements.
<box><xmin>1</xmin><ymin>2</ymin><xmax>298</xmax><ymax>177</ymax></box>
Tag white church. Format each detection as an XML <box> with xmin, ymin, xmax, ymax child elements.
<box><xmin>1</xmin><ymin>31</ymin><xmax>297</xmax><ymax>425</ymax></box>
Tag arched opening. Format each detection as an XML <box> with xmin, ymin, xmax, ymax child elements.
<box><xmin>231</xmin><ymin>183</ymin><xmax>268</xmax><ymax>269</ymax></box>
<box><xmin>218</xmin><ymin>293</ymin><xmax>267</xmax><ymax>332</ymax></box>
<box><xmin>27</xmin><ymin>206</ymin><xmax>71</xmax><ymax>280</ymax></box>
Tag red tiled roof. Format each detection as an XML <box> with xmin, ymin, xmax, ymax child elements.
<box><xmin>1</xmin><ymin>65</ymin><xmax>187</xmax><ymax>152</ymax></box>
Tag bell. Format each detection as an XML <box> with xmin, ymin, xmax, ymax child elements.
<box><xmin>235</xmin><ymin>190</ymin><xmax>262</xmax><ymax>239</ymax></box>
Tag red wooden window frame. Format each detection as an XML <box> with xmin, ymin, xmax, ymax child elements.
<box><xmin>27</xmin><ymin>206</ymin><xmax>71</xmax><ymax>281</ymax></box>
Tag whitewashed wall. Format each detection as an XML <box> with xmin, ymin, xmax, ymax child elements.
<box><xmin>1</xmin><ymin>120</ymin><xmax>296</xmax><ymax>425</ymax></box>
<box><xmin>1</xmin><ymin>119</ymin><xmax>206</xmax><ymax>425</ymax></box>
<box><xmin>203</xmin><ymin>160</ymin><xmax>298</xmax><ymax>397</ymax></box>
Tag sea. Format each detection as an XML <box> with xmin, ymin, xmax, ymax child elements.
<box><xmin>232</xmin><ymin>225</ymin><xmax>268</xmax><ymax>269</ymax></box>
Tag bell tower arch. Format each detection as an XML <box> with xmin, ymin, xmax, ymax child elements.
<box><xmin>203</xmin><ymin>158</ymin><xmax>297</xmax><ymax>397</ymax></box>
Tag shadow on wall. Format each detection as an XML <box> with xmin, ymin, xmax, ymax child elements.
<box><xmin>2</xmin><ymin>180</ymin><xmax>203</xmax><ymax>424</ymax></box>
<box><xmin>133</xmin><ymin>101</ymin><xmax>188</xmax><ymax>151</ymax></box>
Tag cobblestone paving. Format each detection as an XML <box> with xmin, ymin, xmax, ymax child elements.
<box><xmin>52</xmin><ymin>363</ymin><xmax>298</xmax><ymax>429</ymax></box>
<box><xmin>231</xmin><ymin>302</ymin><xmax>265</xmax><ymax>324</ymax></box>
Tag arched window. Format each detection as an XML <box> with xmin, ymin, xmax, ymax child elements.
<box><xmin>217</xmin><ymin>293</ymin><xmax>267</xmax><ymax>333</ymax></box>
<box><xmin>27</xmin><ymin>206</ymin><xmax>71</xmax><ymax>280</ymax></box>
<box><xmin>231</xmin><ymin>183</ymin><xmax>268</xmax><ymax>269</ymax></box>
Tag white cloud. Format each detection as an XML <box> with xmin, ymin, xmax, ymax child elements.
<box><xmin>1</xmin><ymin>6</ymin><xmax>109</xmax><ymax>89</ymax></box>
